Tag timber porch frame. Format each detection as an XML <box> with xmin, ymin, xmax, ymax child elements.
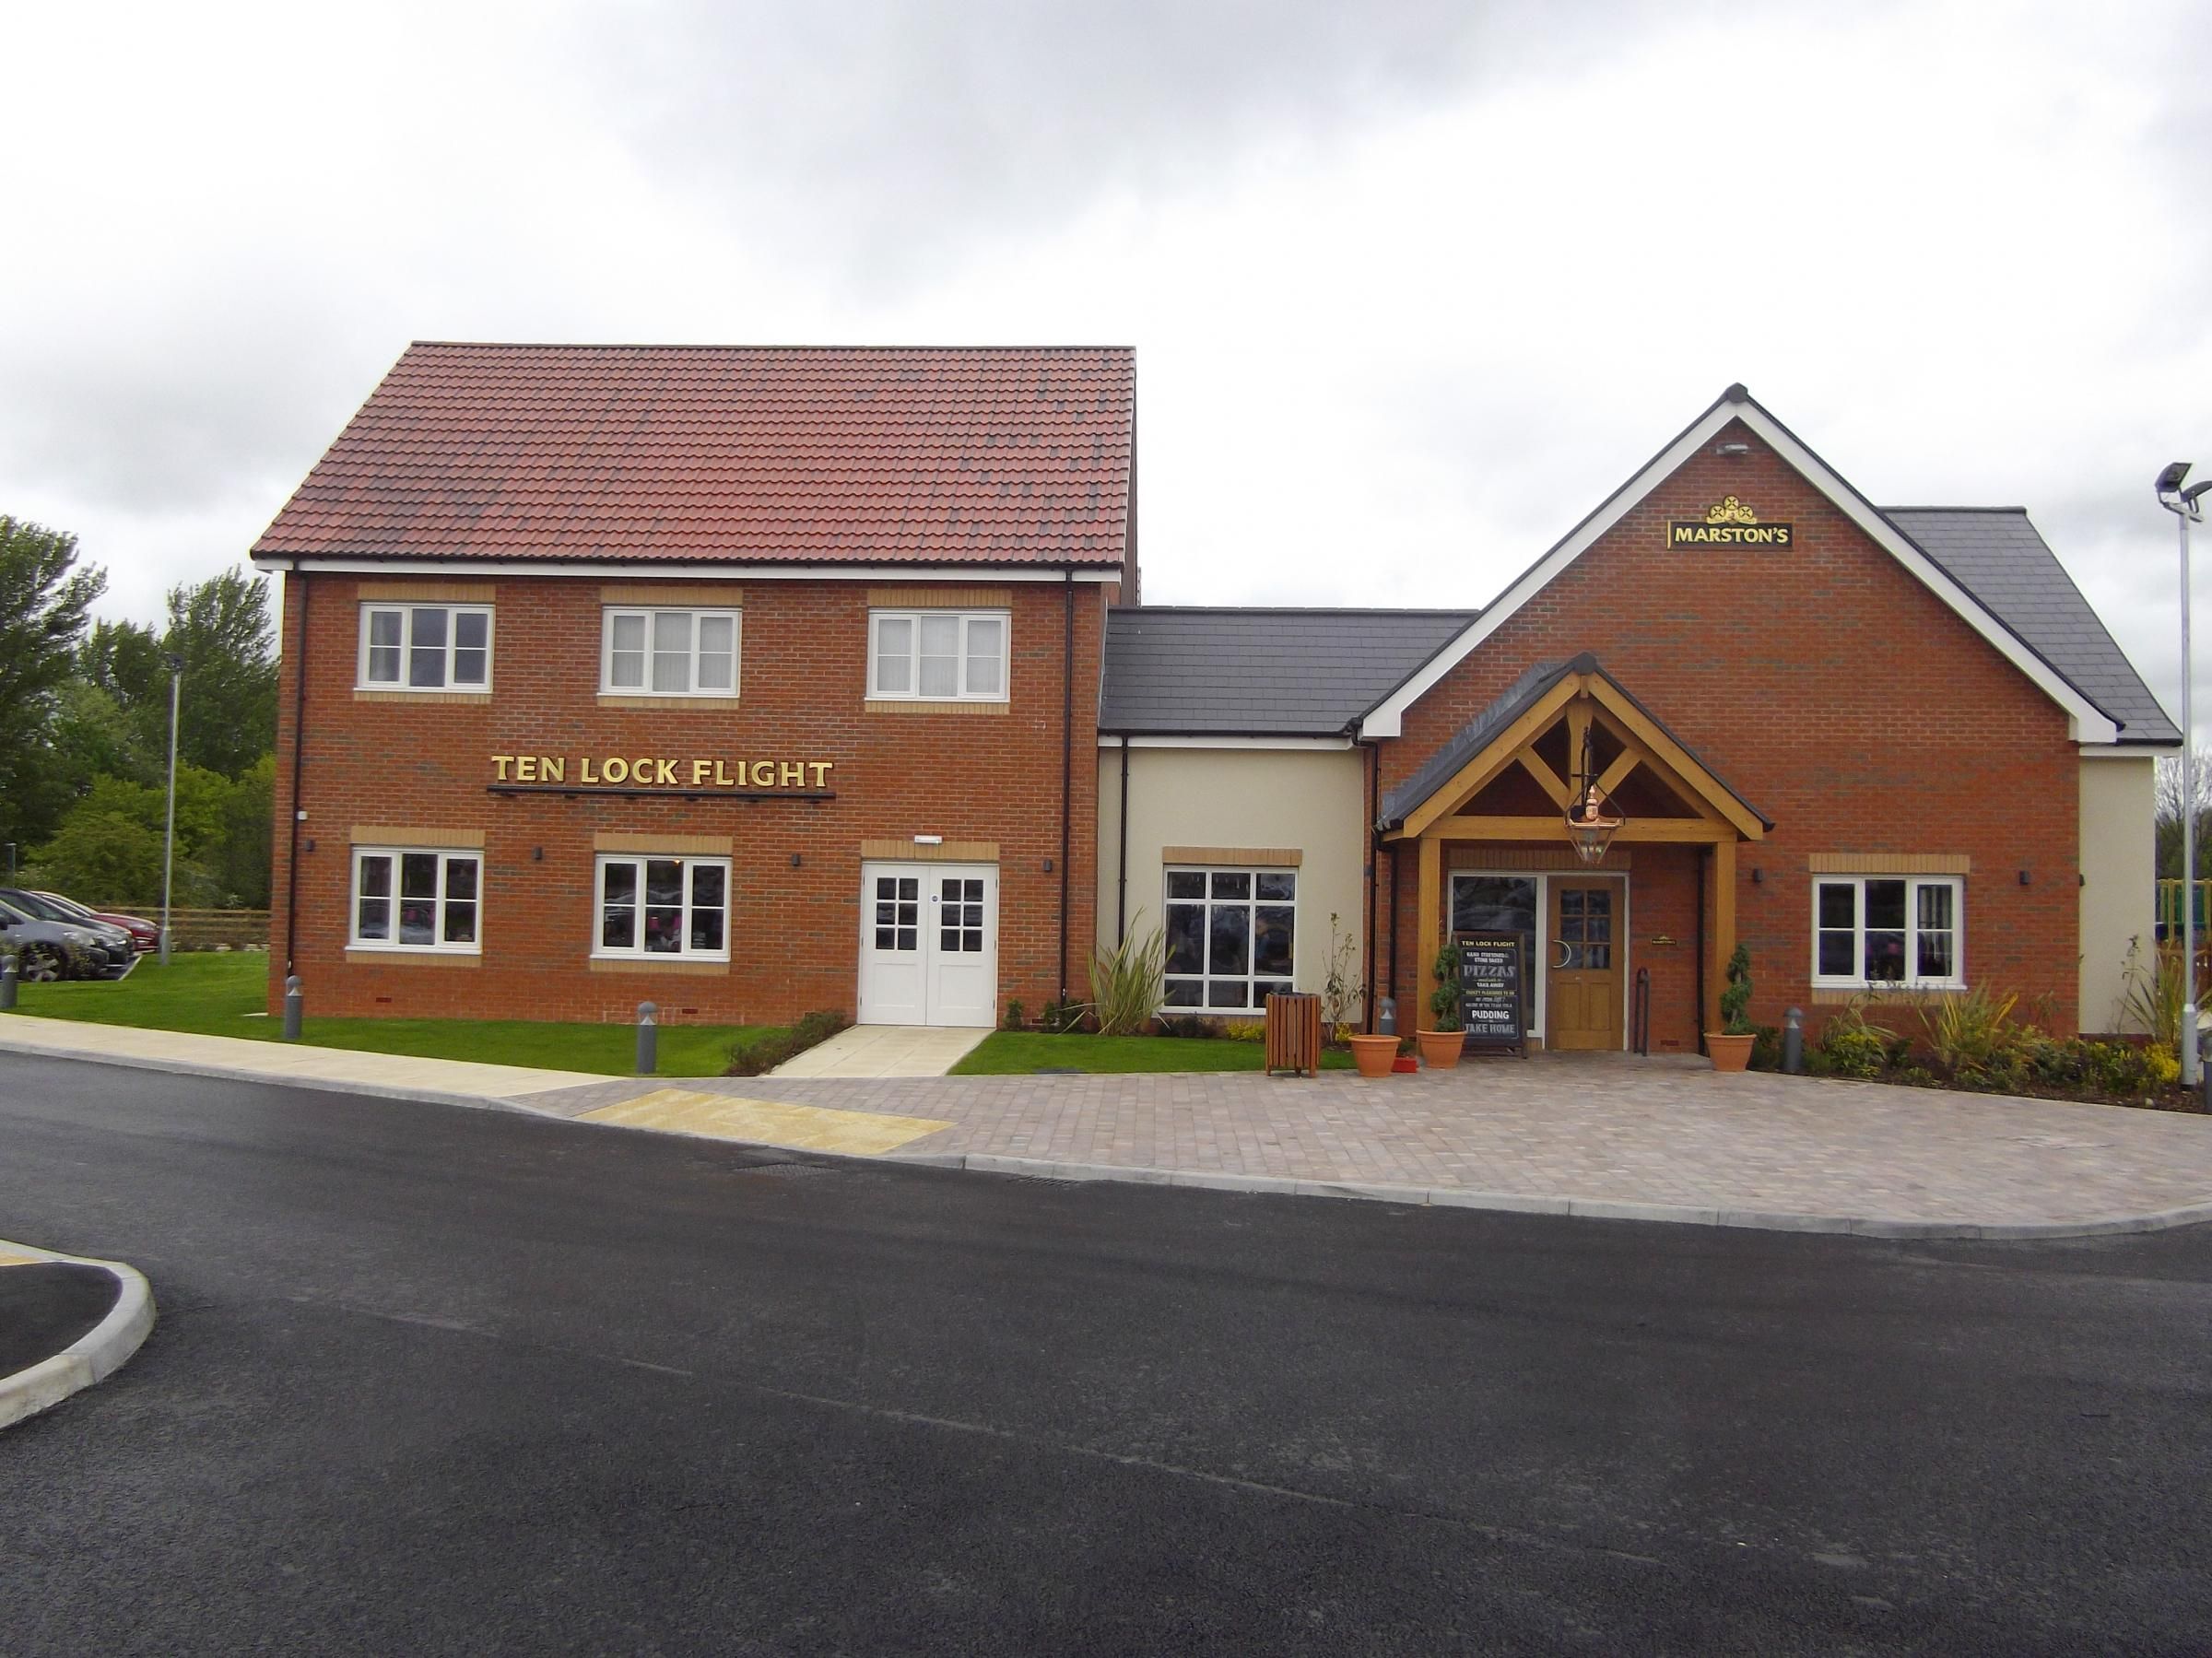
<box><xmin>1378</xmin><ymin>656</ymin><xmax>1770</xmax><ymax>1036</ymax></box>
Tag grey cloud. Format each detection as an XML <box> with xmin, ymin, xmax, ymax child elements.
<box><xmin>581</xmin><ymin>0</ymin><xmax>1703</xmax><ymax>289</ymax></box>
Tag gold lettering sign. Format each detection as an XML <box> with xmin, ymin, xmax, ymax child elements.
<box><xmin>1668</xmin><ymin>496</ymin><xmax>1793</xmax><ymax>547</ymax></box>
<box><xmin>490</xmin><ymin>755</ymin><xmax>834</xmax><ymax>793</ymax></box>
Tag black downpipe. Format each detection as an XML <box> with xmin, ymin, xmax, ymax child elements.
<box><xmin>1694</xmin><ymin>847</ymin><xmax>1707</xmax><ymax>1054</ymax></box>
<box><xmin>1115</xmin><ymin>735</ymin><xmax>1130</xmax><ymax>944</ymax></box>
<box><xmin>1363</xmin><ymin>741</ymin><xmax>1378</xmax><ymax>1031</ymax></box>
<box><xmin>283</xmin><ymin>569</ymin><xmax>310</xmax><ymax>976</ymax></box>
<box><xmin>1059</xmin><ymin>570</ymin><xmax>1075</xmax><ymax>1002</ymax></box>
<box><xmin>1384</xmin><ymin>841</ymin><xmax>1400</xmax><ymax>1020</ymax></box>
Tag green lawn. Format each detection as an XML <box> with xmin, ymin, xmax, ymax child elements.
<box><xmin>9</xmin><ymin>951</ymin><xmax>771</xmax><ymax>1077</ymax></box>
<box><xmin>952</xmin><ymin>1030</ymin><xmax>1356</xmax><ymax>1075</ymax></box>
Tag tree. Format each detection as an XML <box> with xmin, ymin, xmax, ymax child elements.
<box><xmin>162</xmin><ymin>568</ymin><xmax>277</xmax><ymax>777</ymax></box>
<box><xmin>0</xmin><ymin>517</ymin><xmax>106</xmax><ymax>848</ymax></box>
<box><xmin>211</xmin><ymin>754</ymin><xmax>274</xmax><ymax>908</ymax></box>
<box><xmin>25</xmin><ymin>811</ymin><xmax>167</xmax><ymax>908</ymax></box>
<box><xmin>2155</xmin><ymin>747</ymin><xmax>2212</xmax><ymax>881</ymax></box>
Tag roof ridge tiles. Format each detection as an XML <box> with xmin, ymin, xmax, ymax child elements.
<box><xmin>406</xmin><ymin>340</ymin><xmax>1136</xmax><ymax>354</ymax></box>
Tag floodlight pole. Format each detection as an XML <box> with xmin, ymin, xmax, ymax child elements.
<box><xmin>2184</xmin><ymin>504</ymin><xmax>2199</xmax><ymax>1085</ymax></box>
<box><xmin>160</xmin><ymin>657</ymin><xmax>182</xmax><ymax>968</ymax></box>
<box><xmin>2163</xmin><ymin>467</ymin><xmax>2205</xmax><ymax>1084</ymax></box>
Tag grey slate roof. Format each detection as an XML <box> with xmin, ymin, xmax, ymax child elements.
<box><xmin>1100</xmin><ymin>606</ymin><xmax>1477</xmax><ymax>736</ymax></box>
<box><xmin>1884</xmin><ymin>507</ymin><xmax>2179</xmax><ymax>745</ymax></box>
<box><xmin>1376</xmin><ymin>653</ymin><xmax>1771</xmax><ymax>831</ymax></box>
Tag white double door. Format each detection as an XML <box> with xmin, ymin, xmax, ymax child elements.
<box><xmin>857</xmin><ymin>862</ymin><xmax>999</xmax><ymax>1027</ymax></box>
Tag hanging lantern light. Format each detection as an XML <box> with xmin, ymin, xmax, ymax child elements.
<box><xmin>1563</xmin><ymin>723</ymin><xmax>1626</xmax><ymax>864</ymax></box>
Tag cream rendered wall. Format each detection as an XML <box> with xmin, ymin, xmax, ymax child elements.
<box><xmin>1096</xmin><ymin>745</ymin><xmax>1368</xmax><ymax>1002</ymax></box>
<box><xmin>2079</xmin><ymin>754</ymin><xmax>2157</xmax><ymax>1033</ymax></box>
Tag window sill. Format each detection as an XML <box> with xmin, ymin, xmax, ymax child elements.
<box><xmin>354</xmin><ymin>688</ymin><xmax>492</xmax><ymax>705</ymax></box>
<box><xmin>345</xmin><ymin>947</ymin><xmax>482</xmax><ymax>967</ymax></box>
<box><xmin>587</xmin><ymin>957</ymin><xmax>731</xmax><ymax>976</ymax></box>
<box><xmin>596</xmin><ymin>694</ymin><xmax>743</xmax><ymax>710</ymax></box>
<box><xmin>1809</xmin><ymin>984</ymin><xmax>1968</xmax><ymax>1005</ymax></box>
<box><xmin>862</xmin><ymin>698</ymin><xmax>1010</xmax><ymax>716</ymax></box>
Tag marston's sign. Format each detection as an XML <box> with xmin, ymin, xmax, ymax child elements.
<box><xmin>1667</xmin><ymin>495</ymin><xmax>1793</xmax><ymax>548</ymax></box>
<box><xmin>490</xmin><ymin>754</ymin><xmax>833</xmax><ymax>789</ymax></box>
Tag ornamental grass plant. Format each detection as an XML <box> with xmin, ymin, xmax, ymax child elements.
<box><xmin>1088</xmin><ymin>918</ymin><xmax>1165</xmax><ymax>1037</ymax></box>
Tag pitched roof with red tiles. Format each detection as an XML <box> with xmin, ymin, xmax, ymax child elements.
<box><xmin>253</xmin><ymin>343</ymin><xmax>1135</xmax><ymax>568</ymax></box>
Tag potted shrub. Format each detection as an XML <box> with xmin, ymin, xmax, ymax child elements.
<box><xmin>1708</xmin><ymin>943</ymin><xmax>1756</xmax><ymax>1072</ymax></box>
<box><xmin>1417</xmin><ymin>941</ymin><xmax>1465</xmax><ymax>1069</ymax></box>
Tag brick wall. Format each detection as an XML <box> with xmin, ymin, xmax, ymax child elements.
<box><xmin>270</xmin><ymin>575</ymin><xmax>1106</xmax><ymax>1026</ymax></box>
<box><xmin>1378</xmin><ymin>419</ymin><xmax>2081</xmax><ymax>1044</ymax></box>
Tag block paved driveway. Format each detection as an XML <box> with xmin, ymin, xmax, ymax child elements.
<box><xmin>522</xmin><ymin>1054</ymin><xmax>2212</xmax><ymax>1231</ymax></box>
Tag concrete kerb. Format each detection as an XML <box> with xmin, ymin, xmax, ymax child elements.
<box><xmin>10</xmin><ymin>1034</ymin><xmax>2212</xmax><ymax>1243</ymax></box>
<box><xmin>0</xmin><ymin>1241</ymin><xmax>156</xmax><ymax>1430</ymax></box>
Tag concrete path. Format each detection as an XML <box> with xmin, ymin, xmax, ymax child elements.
<box><xmin>0</xmin><ymin>1014</ymin><xmax>606</xmax><ymax>1107</ymax></box>
<box><xmin>767</xmin><ymin>1022</ymin><xmax>990</xmax><ymax>1077</ymax></box>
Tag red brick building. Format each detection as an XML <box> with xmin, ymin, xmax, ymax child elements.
<box><xmin>258</xmin><ymin>356</ymin><xmax>2169</xmax><ymax>1051</ymax></box>
<box><xmin>1096</xmin><ymin>385</ymin><xmax>2172</xmax><ymax>1051</ymax></box>
<box><xmin>255</xmin><ymin>344</ymin><xmax>1132</xmax><ymax>1027</ymax></box>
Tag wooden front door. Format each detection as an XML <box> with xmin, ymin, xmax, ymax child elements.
<box><xmin>1547</xmin><ymin>880</ymin><xmax>1621</xmax><ymax>1051</ymax></box>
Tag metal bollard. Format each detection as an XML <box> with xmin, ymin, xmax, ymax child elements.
<box><xmin>1782</xmin><ymin>1006</ymin><xmax>1804</xmax><ymax>1075</ymax></box>
<box><xmin>282</xmin><ymin>975</ymin><xmax>303</xmax><ymax>1041</ymax></box>
<box><xmin>635</xmin><ymin>1001</ymin><xmax>658</xmax><ymax>1076</ymax></box>
<box><xmin>0</xmin><ymin>956</ymin><xmax>16</xmax><ymax>1011</ymax></box>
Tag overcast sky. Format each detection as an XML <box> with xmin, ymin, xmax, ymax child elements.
<box><xmin>6</xmin><ymin>0</ymin><xmax>2206</xmax><ymax>729</ymax></box>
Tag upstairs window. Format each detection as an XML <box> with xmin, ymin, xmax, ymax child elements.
<box><xmin>601</xmin><ymin>608</ymin><xmax>741</xmax><ymax>697</ymax></box>
<box><xmin>869</xmin><ymin>611</ymin><xmax>1007</xmax><ymax>701</ymax></box>
<box><xmin>1812</xmin><ymin>876</ymin><xmax>1964</xmax><ymax>989</ymax></box>
<box><xmin>359</xmin><ymin>605</ymin><xmax>491</xmax><ymax>691</ymax></box>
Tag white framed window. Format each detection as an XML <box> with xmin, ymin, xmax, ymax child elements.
<box><xmin>868</xmin><ymin>610</ymin><xmax>1008</xmax><ymax>701</ymax></box>
<box><xmin>600</xmin><ymin>608</ymin><xmax>741</xmax><ymax>697</ymax></box>
<box><xmin>351</xmin><ymin>848</ymin><xmax>481</xmax><ymax>952</ymax></box>
<box><xmin>594</xmin><ymin>854</ymin><xmax>730</xmax><ymax>958</ymax></box>
<box><xmin>1162</xmin><ymin>865</ymin><xmax>1297</xmax><ymax>1011</ymax></box>
<box><xmin>359</xmin><ymin>605</ymin><xmax>491</xmax><ymax>691</ymax></box>
<box><xmin>1812</xmin><ymin>876</ymin><xmax>1964</xmax><ymax>989</ymax></box>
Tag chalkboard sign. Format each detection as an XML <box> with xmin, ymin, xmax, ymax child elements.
<box><xmin>1455</xmin><ymin>932</ymin><xmax>1525</xmax><ymax>1052</ymax></box>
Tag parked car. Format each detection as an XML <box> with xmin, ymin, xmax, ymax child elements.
<box><xmin>0</xmin><ymin>897</ymin><xmax>120</xmax><ymax>981</ymax></box>
<box><xmin>1</xmin><ymin>888</ymin><xmax>140</xmax><ymax>969</ymax></box>
<box><xmin>30</xmin><ymin>889</ymin><xmax>160</xmax><ymax>954</ymax></box>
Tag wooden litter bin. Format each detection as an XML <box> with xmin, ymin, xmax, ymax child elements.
<box><xmin>1264</xmin><ymin>991</ymin><xmax>1324</xmax><ymax>1077</ymax></box>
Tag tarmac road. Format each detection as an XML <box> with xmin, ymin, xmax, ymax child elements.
<box><xmin>2</xmin><ymin>1051</ymin><xmax>2209</xmax><ymax>1654</ymax></box>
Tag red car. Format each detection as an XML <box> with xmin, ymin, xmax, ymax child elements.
<box><xmin>34</xmin><ymin>890</ymin><xmax>161</xmax><ymax>954</ymax></box>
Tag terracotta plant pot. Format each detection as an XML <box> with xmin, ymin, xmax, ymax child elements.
<box><xmin>1706</xmin><ymin>1032</ymin><xmax>1755</xmax><ymax>1073</ymax></box>
<box><xmin>1345</xmin><ymin>1033</ymin><xmax>1399</xmax><ymax>1078</ymax></box>
<box><xmin>1415</xmin><ymin>1029</ymin><xmax>1465</xmax><ymax>1070</ymax></box>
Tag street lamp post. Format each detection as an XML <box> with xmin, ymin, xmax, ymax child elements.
<box><xmin>159</xmin><ymin>654</ymin><xmax>182</xmax><ymax>968</ymax></box>
<box><xmin>2158</xmin><ymin>464</ymin><xmax>2210</xmax><ymax>1083</ymax></box>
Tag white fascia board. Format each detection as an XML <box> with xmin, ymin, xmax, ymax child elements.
<box><xmin>2080</xmin><ymin>743</ymin><xmax>2177</xmax><ymax>758</ymax></box>
<box><xmin>1358</xmin><ymin>398</ymin><xmax>2121</xmax><ymax>746</ymax></box>
<box><xmin>251</xmin><ymin>557</ymin><xmax>1122</xmax><ymax>582</ymax></box>
<box><xmin>1095</xmin><ymin>735</ymin><xmax>1354</xmax><ymax>751</ymax></box>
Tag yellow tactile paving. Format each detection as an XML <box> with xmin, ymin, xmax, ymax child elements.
<box><xmin>578</xmin><ymin>1088</ymin><xmax>954</xmax><ymax>1154</ymax></box>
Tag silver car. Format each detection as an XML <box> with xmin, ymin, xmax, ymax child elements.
<box><xmin>0</xmin><ymin>897</ymin><xmax>118</xmax><ymax>981</ymax></box>
<box><xmin>0</xmin><ymin>888</ymin><xmax>137</xmax><ymax>969</ymax></box>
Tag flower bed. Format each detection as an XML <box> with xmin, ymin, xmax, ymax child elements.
<box><xmin>1759</xmin><ymin>982</ymin><xmax>2201</xmax><ymax>1113</ymax></box>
